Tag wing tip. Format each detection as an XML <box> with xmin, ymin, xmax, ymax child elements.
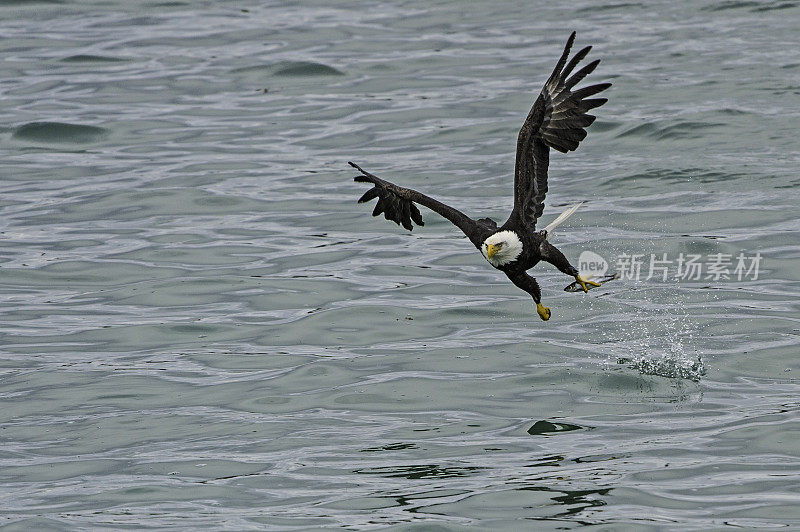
<box><xmin>352</xmin><ymin>163</ymin><xmax>425</xmax><ymax>231</ymax></box>
<box><xmin>548</xmin><ymin>32</ymin><xmax>578</xmax><ymax>85</ymax></box>
<box><xmin>563</xmin><ymin>31</ymin><xmax>577</xmax><ymax>56</ymax></box>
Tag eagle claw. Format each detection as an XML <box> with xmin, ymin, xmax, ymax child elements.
<box><xmin>575</xmin><ymin>275</ymin><xmax>601</xmax><ymax>293</ymax></box>
<box><xmin>536</xmin><ymin>302</ymin><xmax>551</xmax><ymax>321</ymax></box>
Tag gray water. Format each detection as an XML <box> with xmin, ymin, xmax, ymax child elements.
<box><xmin>2</xmin><ymin>1</ymin><xmax>799</xmax><ymax>530</ymax></box>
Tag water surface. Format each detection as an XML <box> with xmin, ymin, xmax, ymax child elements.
<box><xmin>2</xmin><ymin>0</ymin><xmax>799</xmax><ymax>529</ymax></box>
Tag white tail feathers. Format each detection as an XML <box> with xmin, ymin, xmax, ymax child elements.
<box><xmin>542</xmin><ymin>202</ymin><xmax>584</xmax><ymax>236</ymax></box>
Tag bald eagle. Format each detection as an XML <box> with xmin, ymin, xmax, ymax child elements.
<box><xmin>350</xmin><ymin>32</ymin><xmax>610</xmax><ymax>321</ymax></box>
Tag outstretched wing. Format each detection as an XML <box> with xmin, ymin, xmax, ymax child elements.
<box><xmin>506</xmin><ymin>32</ymin><xmax>610</xmax><ymax>230</ymax></box>
<box><xmin>349</xmin><ymin>162</ymin><xmax>489</xmax><ymax>248</ymax></box>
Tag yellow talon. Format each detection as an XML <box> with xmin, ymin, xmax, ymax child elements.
<box><xmin>575</xmin><ymin>275</ymin><xmax>601</xmax><ymax>293</ymax></box>
<box><xmin>537</xmin><ymin>302</ymin><xmax>551</xmax><ymax>321</ymax></box>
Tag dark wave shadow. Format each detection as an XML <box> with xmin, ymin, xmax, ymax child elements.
<box><xmin>527</xmin><ymin>420</ymin><xmax>585</xmax><ymax>436</ymax></box>
<box><xmin>12</xmin><ymin>121</ymin><xmax>109</xmax><ymax>144</ymax></box>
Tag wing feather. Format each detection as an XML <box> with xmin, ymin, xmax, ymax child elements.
<box><xmin>349</xmin><ymin>162</ymin><xmax>489</xmax><ymax>248</ymax></box>
<box><xmin>358</xmin><ymin>187</ymin><xmax>380</xmax><ymax>203</ymax></box>
<box><xmin>561</xmin><ymin>46</ymin><xmax>592</xmax><ymax>81</ymax></box>
<box><xmin>504</xmin><ymin>32</ymin><xmax>610</xmax><ymax>230</ymax></box>
<box><xmin>564</xmin><ymin>58</ymin><xmax>600</xmax><ymax>90</ymax></box>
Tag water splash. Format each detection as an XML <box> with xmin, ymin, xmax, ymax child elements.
<box><xmin>628</xmin><ymin>310</ymin><xmax>705</xmax><ymax>381</ymax></box>
<box><xmin>596</xmin><ymin>294</ymin><xmax>707</xmax><ymax>382</ymax></box>
<box><xmin>619</xmin><ymin>353</ymin><xmax>706</xmax><ymax>382</ymax></box>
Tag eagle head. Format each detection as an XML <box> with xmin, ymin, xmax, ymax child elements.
<box><xmin>482</xmin><ymin>230</ymin><xmax>522</xmax><ymax>267</ymax></box>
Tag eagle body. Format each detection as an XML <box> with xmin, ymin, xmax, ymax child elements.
<box><xmin>349</xmin><ymin>32</ymin><xmax>609</xmax><ymax>321</ymax></box>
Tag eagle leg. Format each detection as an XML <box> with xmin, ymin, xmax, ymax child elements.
<box><xmin>575</xmin><ymin>276</ymin><xmax>601</xmax><ymax>292</ymax></box>
<box><xmin>536</xmin><ymin>302</ymin><xmax>551</xmax><ymax>321</ymax></box>
<box><xmin>539</xmin><ymin>240</ymin><xmax>598</xmax><ymax>293</ymax></box>
<box><xmin>506</xmin><ymin>271</ymin><xmax>550</xmax><ymax>321</ymax></box>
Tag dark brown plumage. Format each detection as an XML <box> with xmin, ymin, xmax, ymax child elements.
<box><xmin>349</xmin><ymin>32</ymin><xmax>610</xmax><ymax>320</ymax></box>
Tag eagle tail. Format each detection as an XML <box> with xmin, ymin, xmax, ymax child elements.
<box><xmin>542</xmin><ymin>202</ymin><xmax>584</xmax><ymax>236</ymax></box>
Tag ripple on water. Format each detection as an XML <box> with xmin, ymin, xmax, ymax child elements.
<box><xmin>11</xmin><ymin>121</ymin><xmax>109</xmax><ymax>145</ymax></box>
<box><xmin>231</xmin><ymin>61</ymin><xmax>345</xmax><ymax>79</ymax></box>
<box><xmin>527</xmin><ymin>420</ymin><xmax>586</xmax><ymax>436</ymax></box>
<box><xmin>273</xmin><ymin>61</ymin><xmax>345</xmax><ymax>77</ymax></box>
<box><xmin>355</xmin><ymin>464</ymin><xmax>487</xmax><ymax>480</ymax></box>
<box><xmin>59</xmin><ymin>54</ymin><xmax>128</xmax><ymax>63</ymax></box>
<box><xmin>616</xmin><ymin>120</ymin><xmax>723</xmax><ymax>141</ymax></box>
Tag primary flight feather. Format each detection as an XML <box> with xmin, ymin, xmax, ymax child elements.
<box><xmin>349</xmin><ymin>32</ymin><xmax>610</xmax><ymax>321</ymax></box>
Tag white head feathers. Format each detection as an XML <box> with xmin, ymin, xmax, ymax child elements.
<box><xmin>481</xmin><ymin>230</ymin><xmax>523</xmax><ymax>267</ymax></box>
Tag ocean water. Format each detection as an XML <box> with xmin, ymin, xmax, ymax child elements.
<box><xmin>2</xmin><ymin>0</ymin><xmax>799</xmax><ymax>529</ymax></box>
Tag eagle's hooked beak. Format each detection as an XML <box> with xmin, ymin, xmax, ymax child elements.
<box><xmin>486</xmin><ymin>244</ymin><xmax>498</xmax><ymax>259</ymax></box>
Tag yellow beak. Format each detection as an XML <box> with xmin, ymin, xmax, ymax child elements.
<box><xmin>486</xmin><ymin>244</ymin><xmax>498</xmax><ymax>259</ymax></box>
